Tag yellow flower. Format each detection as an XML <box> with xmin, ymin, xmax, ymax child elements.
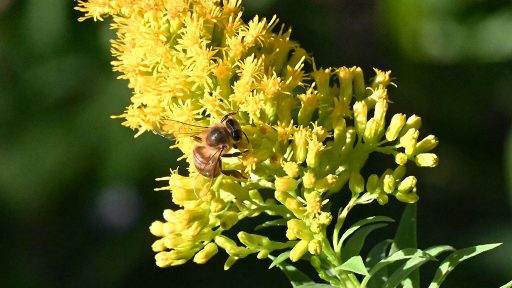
<box><xmin>77</xmin><ymin>0</ymin><xmax>439</xmax><ymax>272</ymax></box>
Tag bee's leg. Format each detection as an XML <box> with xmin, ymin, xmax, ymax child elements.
<box><xmin>221</xmin><ymin>150</ymin><xmax>249</xmax><ymax>158</ymax></box>
<box><xmin>191</xmin><ymin>135</ymin><xmax>202</xmax><ymax>142</ymax></box>
<box><xmin>221</xmin><ymin>111</ymin><xmax>238</xmax><ymax>123</ymax></box>
<box><xmin>221</xmin><ymin>170</ymin><xmax>248</xmax><ymax>179</ymax></box>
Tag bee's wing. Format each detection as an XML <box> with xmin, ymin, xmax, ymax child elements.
<box><xmin>204</xmin><ymin>147</ymin><xmax>224</xmax><ymax>178</ymax></box>
<box><xmin>154</xmin><ymin>118</ymin><xmax>209</xmax><ymax>140</ymax></box>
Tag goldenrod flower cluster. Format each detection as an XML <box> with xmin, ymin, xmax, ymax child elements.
<box><xmin>76</xmin><ymin>0</ymin><xmax>438</xmax><ymax>278</ymax></box>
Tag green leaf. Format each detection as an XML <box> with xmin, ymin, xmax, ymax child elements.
<box><xmin>390</xmin><ymin>204</ymin><xmax>418</xmax><ymax>287</ymax></box>
<box><xmin>339</xmin><ymin>216</ymin><xmax>394</xmax><ymax>261</ymax></box>
<box><xmin>334</xmin><ymin>256</ymin><xmax>369</xmax><ymax>276</ymax></box>
<box><xmin>424</xmin><ymin>245</ymin><xmax>455</xmax><ymax>258</ymax></box>
<box><xmin>500</xmin><ymin>280</ymin><xmax>512</xmax><ymax>288</ymax></box>
<box><xmin>269</xmin><ymin>251</ymin><xmax>291</xmax><ymax>269</ymax></box>
<box><xmin>339</xmin><ymin>216</ymin><xmax>395</xmax><ymax>247</ymax></box>
<box><xmin>366</xmin><ymin>239</ymin><xmax>393</xmax><ymax>269</ymax></box>
<box><xmin>268</xmin><ymin>255</ymin><xmax>315</xmax><ymax>287</ymax></box>
<box><xmin>428</xmin><ymin>243</ymin><xmax>502</xmax><ymax>288</ymax></box>
<box><xmin>341</xmin><ymin>223</ymin><xmax>390</xmax><ymax>261</ymax></box>
<box><xmin>361</xmin><ymin>248</ymin><xmax>434</xmax><ymax>288</ymax></box>
<box><xmin>295</xmin><ymin>284</ymin><xmax>337</xmax><ymax>288</ymax></box>
<box><xmin>384</xmin><ymin>250</ymin><xmax>436</xmax><ymax>288</ymax></box>
<box><xmin>390</xmin><ymin>204</ymin><xmax>417</xmax><ymax>253</ymax></box>
<box><xmin>255</xmin><ymin>218</ymin><xmax>288</xmax><ymax>230</ymax></box>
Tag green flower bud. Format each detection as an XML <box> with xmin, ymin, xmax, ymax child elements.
<box><xmin>395</xmin><ymin>152</ymin><xmax>408</xmax><ymax>166</ymax></box>
<box><xmin>308</xmin><ymin>239</ymin><xmax>322</xmax><ymax>255</ymax></box>
<box><xmin>353</xmin><ymin>101</ymin><xmax>368</xmax><ymax>136</ymax></box>
<box><xmin>393</xmin><ymin>165</ymin><xmax>407</xmax><ymax>181</ymax></box>
<box><xmin>220</xmin><ymin>211</ymin><xmax>239</xmax><ymax>230</ymax></box>
<box><xmin>193</xmin><ymin>242</ymin><xmax>218</xmax><ymax>264</ymax></box>
<box><xmin>366</xmin><ymin>174</ymin><xmax>380</xmax><ymax>193</ymax></box>
<box><xmin>415</xmin><ymin>135</ymin><xmax>439</xmax><ymax>153</ymax></box>
<box><xmin>349</xmin><ymin>172</ymin><xmax>365</xmax><ymax>194</ymax></box>
<box><xmin>249</xmin><ymin>189</ymin><xmax>264</xmax><ymax>203</ymax></box>
<box><xmin>257</xmin><ymin>250</ymin><xmax>269</xmax><ymax>259</ymax></box>
<box><xmin>286</xmin><ymin>198</ymin><xmax>306</xmax><ymax>218</ymax></box>
<box><xmin>383</xmin><ymin>174</ymin><xmax>396</xmax><ymax>194</ymax></box>
<box><xmin>224</xmin><ymin>256</ymin><xmax>238</xmax><ymax>270</ymax></box>
<box><xmin>353</xmin><ymin>67</ymin><xmax>366</xmax><ymax>100</ymax></box>
<box><xmin>398</xmin><ymin>176</ymin><xmax>417</xmax><ymax>193</ymax></box>
<box><xmin>386</xmin><ymin>113</ymin><xmax>406</xmax><ymax>141</ymax></box>
<box><xmin>376</xmin><ymin>194</ymin><xmax>388</xmax><ymax>205</ymax></box>
<box><xmin>415</xmin><ymin>153</ymin><xmax>439</xmax><ymax>167</ymax></box>
<box><xmin>396</xmin><ymin>191</ymin><xmax>419</xmax><ymax>203</ymax></box>
<box><xmin>290</xmin><ymin>239</ymin><xmax>309</xmax><ymax>262</ymax></box>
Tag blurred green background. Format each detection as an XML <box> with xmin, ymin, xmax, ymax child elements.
<box><xmin>1</xmin><ymin>0</ymin><xmax>511</xmax><ymax>287</ymax></box>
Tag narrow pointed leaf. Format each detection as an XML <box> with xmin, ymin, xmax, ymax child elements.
<box><xmin>256</xmin><ymin>219</ymin><xmax>288</xmax><ymax>230</ymax></box>
<box><xmin>428</xmin><ymin>243</ymin><xmax>502</xmax><ymax>288</ymax></box>
<box><xmin>361</xmin><ymin>248</ymin><xmax>433</xmax><ymax>288</ymax></box>
<box><xmin>499</xmin><ymin>280</ymin><xmax>512</xmax><ymax>288</ymax></box>
<box><xmin>390</xmin><ymin>204</ymin><xmax>418</xmax><ymax>287</ymax></box>
<box><xmin>339</xmin><ymin>216</ymin><xmax>394</xmax><ymax>247</ymax></box>
<box><xmin>269</xmin><ymin>251</ymin><xmax>291</xmax><ymax>269</ymax></box>
<box><xmin>341</xmin><ymin>223</ymin><xmax>390</xmax><ymax>261</ymax></box>
<box><xmin>384</xmin><ymin>251</ymin><xmax>436</xmax><ymax>288</ymax></box>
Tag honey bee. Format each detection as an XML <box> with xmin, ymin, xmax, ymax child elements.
<box><xmin>158</xmin><ymin>112</ymin><xmax>249</xmax><ymax>179</ymax></box>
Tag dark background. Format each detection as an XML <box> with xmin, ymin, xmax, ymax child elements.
<box><xmin>1</xmin><ymin>0</ymin><xmax>511</xmax><ymax>287</ymax></box>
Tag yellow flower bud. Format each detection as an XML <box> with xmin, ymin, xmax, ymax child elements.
<box><xmin>352</xmin><ymin>67</ymin><xmax>366</xmax><ymax>100</ymax></box>
<box><xmin>398</xmin><ymin>176</ymin><xmax>417</xmax><ymax>193</ymax></box>
<box><xmin>275</xmin><ymin>176</ymin><xmax>298</xmax><ymax>193</ymax></box>
<box><xmin>290</xmin><ymin>239</ymin><xmax>309</xmax><ymax>262</ymax></box>
<box><xmin>315</xmin><ymin>174</ymin><xmax>338</xmax><ymax>192</ymax></box>
<box><xmin>353</xmin><ymin>101</ymin><xmax>368</xmax><ymax>136</ymax></box>
<box><xmin>395</xmin><ymin>152</ymin><xmax>408</xmax><ymax>166</ymax></box>
<box><xmin>257</xmin><ymin>250</ymin><xmax>270</xmax><ymax>259</ymax></box>
<box><xmin>386</xmin><ymin>113</ymin><xmax>406</xmax><ymax>141</ymax></box>
<box><xmin>400</xmin><ymin>129</ymin><xmax>419</xmax><ymax>156</ymax></box>
<box><xmin>383</xmin><ymin>174</ymin><xmax>396</xmax><ymax>194</ymax></box>
<box><xmin>415</xmin><ymin>135</ymin><xmax>439</xmax><ymax>153</ymax></box>
<box><xmin>293</xmin><ymin>129</ymin><xmax>308</xmax><ymax>163</ymax></box>
<box><xmin>302</xmin><ymin>172</ymin><xmax>317</xmax><ymax>189</ymax></box>
<box><xmin>286</xmin><ymin>219</ymin><xmax>312</xmax><ymax>240</ymax></box>
<box><xmin>363</xmin><ymin>117</ymin><xmax>383</xmax><ymax>144</ymax></box>
<box><xmin>306</xmin><ymin>136</ymin><xmax>324</xmax><ymax>168</ymax></box>
<box><xmin>193</xmin><ymin>242</ymin><xmax>218</xmax><ymax>264</ymax></box>
<box><xmin>308</xmin><ymin>239</ymin><xmax>322</xmax><ymax>255</ymax></box>
<box><xmin>393</xmin><ymin>165</ymin><xmax>407</xmax><ymax>181</ymax></box>
<box><xmin>282</xmin><ymin>161</ymin><xmax>300</xmax><ymax>178</ymax></box>
<box><xmin>149</xmin><ymin>221</ymin><xmax>165</xmax><ymax>237</ymax></box>
<box><xmin>404</xmin><ymin>115</ymin><xmax>422</xmax><ymax>131</ymax></box>
<box><xmin>151</xmin><ymin>239</ymin><xmax>166</xmax><ymax>252</ymax></box>
<box><xmin>415</xmin><ymin>153</ymin><xmax>439</xmax><ymax>167</ymax></box>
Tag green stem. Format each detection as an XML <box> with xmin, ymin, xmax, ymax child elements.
<box><xmin>332</xmin><ymin>196</ymin><xmax>358</xmax><ymax>253</ymax></box>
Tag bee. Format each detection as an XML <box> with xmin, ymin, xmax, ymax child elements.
<box><xmin>158</xmin><ymin>112</ymin><xmax>249</xmax><ymax>179</ymax></box>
